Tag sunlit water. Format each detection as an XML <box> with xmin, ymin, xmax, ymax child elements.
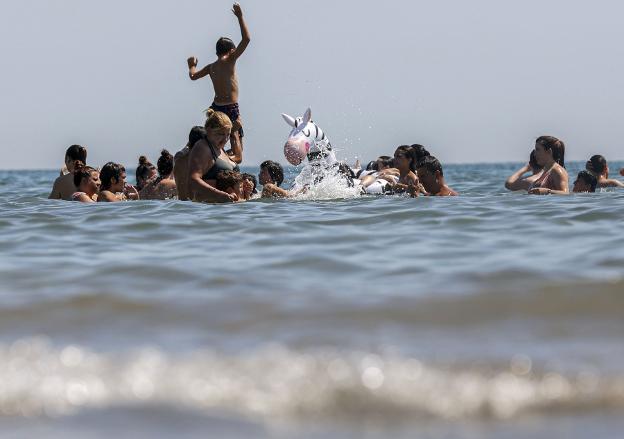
<box><xmin>1</xmin><ymin>163</ymin><xmax>623</xmax><ymax>438</ymax></box>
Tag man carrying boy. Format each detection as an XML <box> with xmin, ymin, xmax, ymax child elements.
<box><xmin>187</xmin><ymin>3</ymin><xmax>250</xmax><ymax>164</ymax></box>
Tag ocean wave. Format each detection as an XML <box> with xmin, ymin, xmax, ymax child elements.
<box><xmin>1</xmin><ymin>338</ymin><xmax>623</xmax><ymax>421</ymax></box>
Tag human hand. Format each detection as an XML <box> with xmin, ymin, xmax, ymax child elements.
<box><xmin>187</xmin><ymin>56</ymin><xmax>198</xmax><ymax>69</ymax></box>
<box><xmin>232</xmin><ymin>3</ymin><xmax>243</xmax><ymax>18</ymax></box>
<box><xmin>124</xmin><ymin>184</ymin><xmax>140</xmax><ymax>200</ymax></box>
<box><xmin>529</xmin><ymin>187</ymin><xmax>551</xmax><ymax>195</ymax></box>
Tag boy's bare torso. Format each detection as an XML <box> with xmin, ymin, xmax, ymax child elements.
<box><xmin>210</xmin><ymin>58</ymin><xmax>239</xmax><ymax>105</ymax></box>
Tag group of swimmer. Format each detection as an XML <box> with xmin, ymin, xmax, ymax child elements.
<box><xmin>47</xmin><ymin>3</ymin><xmax>624</xmax><ymax>203</ymax></box>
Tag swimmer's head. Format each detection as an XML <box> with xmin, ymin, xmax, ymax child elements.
<box><xmin>529</xmin><ymin>150</ymin><xmax>542</xmax><ymax>174</ymax></box>
<box><xmin>241</xmin><ymin>173</ymin><xmax>258</xmax><ymax>199</ymax></box>
<box><xmin>136</xmin><ymin>156</ymin><xmax>157</xmax><ymax>191</ymax></box>
<box><xmin>188</xmin><ymin>126</ymin><xmax>206</xmax><ymax>149</ymax></box>
<box><xmin>157</xmin><ymin>150</ymin><xmax>174</xmax><ymax>177</ymax></box>
<box><xmin>216</xmin><ymin>170</ymin><xmax>244</xmax><ymax>198</ymax></box>
<box><xmin>586</xmin><ymin>155</ymin><xmax>608</xmax><ymax>176</ymax></box>
<box><xmin>393</xmin><ymin>145</ymin><xmax>418</xmax><ymax>172</ymax></box>
<box><xmin>535</xmin><ymin>136</ymin><xmax>565</xmax><ymax>168</ymax></box>
<box><xmin>204</xmin><ymin>109</ymin><xmax>232</xmax><ymax>148</ymax></box>
<box><xmin>216</xmin><ymin>37</ymin><xmax>236</xmax><ymax>56</ymax></box>
<box><xmin>100</xmin><ymin>162</ymin><xmax>126</xmax><ymax>192</ymax></box>
<box><xmin>259</xmin><ymin>160</ymin><xmax>284</xmax><ymax>186</ymax></box>
<box><xmin>65</xmin><ymin>145</ymin><xmax>87</xmax><ymax>172</ymax></box>
<box><xmin>417</xmin><ymin>156</ymin><xmax>444</xmax><ymax>191</ymax></box>
<box><xmin>573</xmin><ymin>170</ymin><xmax>597</xmax><ymax>193</ymax></box>
<box><xmin>375</xmin><ymin>156</ymin><xmax>393</xmax><ymax>171</ymax></box>
<box><xmin>411</xmin><ymin>144</ymin><xmax>431</xmax><ymax>164</ymax></box>
<box><xmin>73</xmin><ymin>161</ymin><xmax>100</xmax><ymax>193</ymax></box>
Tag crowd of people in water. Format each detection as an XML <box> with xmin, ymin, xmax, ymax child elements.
<box><xmin>47</xmin><ymin>3</ymin><xmax>624</xmax><ymax>203</ymax></box>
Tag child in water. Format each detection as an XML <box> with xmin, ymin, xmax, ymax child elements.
<box><xmin>187</xmin><ymin>3</ymin><xmax>250</xmax><ymax>164</ymax></box>
<box><xmin>215</xmin><ymin>170</ymin><xmax>245</xmax><ymax>202</ymax></box>
<box><xmin>72</xmin><ymin>162</ymin><xmax>100</xmax><ymax>203</ymax></box>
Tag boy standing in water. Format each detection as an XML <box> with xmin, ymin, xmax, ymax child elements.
<box><xmin>187</xmin><ymin>3</ymin><xmax>250</xmax><ymax>164</ymax></box>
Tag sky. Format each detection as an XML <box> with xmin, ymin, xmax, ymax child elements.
<box><xmin>1</xmin><ymin>0</ymin><xmax>623</xmax><ymax>169</ymax></box>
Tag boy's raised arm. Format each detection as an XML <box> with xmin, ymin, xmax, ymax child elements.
<box><xmin>230</xmin><ymin>3</ymin><xmax>250</xmax><ymax>60</ymax></box>
<box><xmin>187</xmin><ymin>56</ymin><xmax>211</xmax><ymax>81</ymax></box>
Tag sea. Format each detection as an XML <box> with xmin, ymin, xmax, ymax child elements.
<box><xmin>0</xmin><ymin>162</ymin><xmax>623</xmax><ymax>439</ymax></box>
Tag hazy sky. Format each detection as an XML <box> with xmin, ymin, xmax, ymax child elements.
<box><xmin>1</xmin><ymin>0</ymin><xmax>623</xmax><ymax>169</ymax></box>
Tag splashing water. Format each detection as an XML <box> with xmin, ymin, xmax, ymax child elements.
<box><xmin>290</xmin><ymin>163</ymin><xmax>363</xmax><ymax>201</ymax></box>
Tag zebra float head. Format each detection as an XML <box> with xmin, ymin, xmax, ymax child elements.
<box><xmin>282</xmin><ymin>108</ymin><xmax>336</xmax><ymax>166</ymax></box>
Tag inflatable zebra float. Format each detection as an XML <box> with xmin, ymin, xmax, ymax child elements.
<box><xmin>282</xmin><ymin>108</ymin><xmax>337</xmax><ymax>166</ymax></box>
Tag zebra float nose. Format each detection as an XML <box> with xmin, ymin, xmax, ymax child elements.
<box><xmin>284</xmin><ymin>138</ymin><xmax>310</xmax><ymax>166</ymax></box>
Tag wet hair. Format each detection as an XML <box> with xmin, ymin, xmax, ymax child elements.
<box><xmin>365</xmin><ymin>161</ymin><xmax>377</xmax><ymax>171</ymax></box>
<box><xmin>65</xmin><ymin>145</ymin><xmax>87</xmax><ymax>163</ymax></box>
<box><xmin>411</xmin><ymin>144</ymin><xmax>431</xmax><ymax>164</ymax></box>
<box><xmin>241</xmin><ymin>173</ymin><xmax>258</xmax><ymax>194</ymax></box>
<box><xmin>136</xmin><ymin>156</ymin><xmax>156</xmax><ymax>189</ymax></box>
<box><xmin>417</xmin><ymin>155</ymin><xmax>444</xmax><ymax>177</ymax></box>
<box><xmin>188</xmin><ymin>126</ymin><xmax>206</xmax><ymax>149</ymax></box>
<box><xmin>204</xmin><ymin>108</ymin><xmax>233</xmax><ymax>133</ymax></box>
<box><xmin>260</xmin><ymin>160</ymin><xmax>284</xmax><ymax>186</ymax></box>
<box><xmin>376</xmin><ymin>156</ymin><xmax>394</xmax><ymax>170</ymax></box>
<box><xmin>536</xmin><ymin>136</ymin><xmax>565</xmax><ymax>168</ymax></box>
<box><xmin>576</xmin><ymin>170</ymin><xmax>597</xmax><ymax>192</ymax></box>
<box><xmin>100</xmin><ymin>162</ymin><xmax>126</xmax><ymax>191</ymax></box>
<box><xmin>394</xmin><ymin>145</ymin><xmax>418</xmax><ymax>172</ymax></box>
<box><xmin>586</xmin><ymin>155</ymin><xmax>607</xmax><ymax>175</ymax></box>
<box><xmin>216</xmin><ymin>37</ymin><xmax>236</xmax><ymax>56</ymax></box>
<box><xmin>73</xmin><ymin>161</ymin><xmax>98</xmax><ymax>187</ymax></box>
<box><xmin>157</xmin><ymin>150</ymin><xmax>174</xmax><ymax>177</ymax></box>
<box><xmin>216</xmin><ymin>170</ymin><xmax>243</xmax><ymax>192</ymax></box>
<box><xmin>529</xmin><ymin>150</ymin><xmax>542</xmax><ymax>173</ymax></box>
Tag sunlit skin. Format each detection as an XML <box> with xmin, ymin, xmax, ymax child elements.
<box><xmin>528</xmin><ymin>143</ymin><xmax>569</xmax><ymax>195</ymax></box>
<box><xmin>242</xmin><ymin>178</ymin><xmax>255</xmax><ymax>200</ymax></box>
<box><xmin>99</xmin><ymin>171</ymin><xmax>139</xmax><ymax>202</ymax></box>
<box><xmin>187</xmin><ymin>128</ymin><xmax>238</xmax><ymax>203</ymax></box>
<box><xmin>392</xmin><ymin>149</ymin><xmax>423</xmax><ymax>196</ymax></box>
<box><xmin>49</xmin><ymin>156</ymin><xmax>84</xmax><ymax>200</ymax></box>
<box><xmin>505</xmin><ymin>151</ymin><xmax>544</xmax><ymax>192</ymax></box>
<box><xmin>586</xmin><ymin>161</ymin><xmax>624</xmax><ymax>188</ymax></box>
<box><xmin>416</xmin><ymin>167</ymin><xmax>458</xmax><ymax>197</ymax></box>
<box><xmin>187</xmin><ymin>3</ymin><xmax>250</xmax><ymax>164</ymax></box>
<box><xmin>74</xmin><ymin>171</ymin><xmax>101</xmax><ymax>203</ymax></box>
<box><xmin>259</xmin><ymin>166</ymin><xmax>291</xmax><ymax>198</ymax></box>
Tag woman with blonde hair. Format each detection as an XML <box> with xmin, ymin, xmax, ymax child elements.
<box><xmin>186</xmin><ymin>109</ymin><xmax>239</xmax><ymax>202</ymax></box>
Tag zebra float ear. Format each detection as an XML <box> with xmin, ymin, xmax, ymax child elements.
<box><xmin>303</xmin><ymin>108</ymin><xmax>312</xmax><ymax>125</ymax></box>
<box><xmin>282</xmin><ymin>113</ymin><xmax>296</xmax><ymax>127</ymax></box>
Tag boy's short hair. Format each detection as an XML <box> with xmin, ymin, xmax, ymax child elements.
<box><xmin>216</xmin><ymin>170</ymin><xmax>243</xmax><ymax>192</ymax></box>
<box><xmin>576</xmin><ymin>170</ymin><xmax>597</xmax><ymax>192</ymax></box>
<box><xmin>65</xmin><ymin>144</ymin><xmax>87</xmax><ymax>163</ymax></box>
<box><xmin>260</xmin><ymin>160</ymin><xmax>284</xmax><ymax>186</ymax></box>
<box><xmin>216</xmin><ymin>37</ymin><xmax>236</xmax><ymax>56</ymax></box>
<box><xmin>417</xmin><ymin>155</ymin><xmax>444</xmax><ymax>176</ymax></box>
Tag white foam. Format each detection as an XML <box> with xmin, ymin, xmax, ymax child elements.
<box><xmin>1</xmin><ymin>338</ymin><xmax>624</xmax><ymax>421</ymax></box>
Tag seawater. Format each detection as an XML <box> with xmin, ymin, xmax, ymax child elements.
<box><xmin>0</xmin><ymin>163</ymin><xmax>623</xmax><ymax>439</ymax></box>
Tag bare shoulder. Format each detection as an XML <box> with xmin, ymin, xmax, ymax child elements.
<box><xmin>97</xmin><ymin>191</ymin><xmax>117</xmax><ymax>202</ymax></box>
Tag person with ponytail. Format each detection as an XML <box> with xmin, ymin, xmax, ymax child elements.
<box><xmin>140</xmin><ymin>150</ymin><xmax>177</xmax><ymax>200</ymax></box>
<box><xmin>528</xmin><ymin>136</ymin><xmax>569</xmax><ymax>195</ymax></box>
<box><xmin>185</xmin><ymin>109</ymin><xmax>239</xmax><ymax>203</ymax></box>
<box><xmin>135</xmin><ymin>156</ymin><xmax>157</xmax><ymax>191</ymax></box>
<box><xmin>98</xmin><ymin>162</ymin><xmax>139</xmax><ymax>202</ymax></box>
<box><xmin>585</xmin><ymin>155</ymin><xmax>624</xmax><ymax>188</ymax></box>
<box><xmin>49</xmin><ymin>145</ymin><xmax>88</xmax><ymax>200</ymax></box>
<box><xmin>71</xmin><ymin>161</ymin><xmax>100</xmax><ymax>203</ymax></box>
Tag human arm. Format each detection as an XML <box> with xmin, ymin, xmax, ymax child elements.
<box><xmin>187</xmin><ymin>146</ymin><xmax>236</xmax><ymax>203</ymax></box>
<box><xmin>75</xmin><ymin>193</ymin><xmax>96</xmax><ymax>203</ymax></box>
<box><xmin>48</xmin><ymin>178</ymin><xmax>62</xmax><ymax>199</ymax></box>
<box><xmin>602</xmin><ymin>178</ymin><xmax>624</xmax><ymax>188</ymax></box>
<box><xmin>261</xmin><ymin>183</ymin><xmax>290</xmax><ymax>198</ymax></box>
<box><xmin>230</xmin><ymin>3</ymin><xmax>250</xmax><ymax>60</ymax></box>
<box><xmin>187</xmin><ymin>57</ymin><xmax>211</xmax><ymax>81</ymax></box>
<box><xmin>124</xmin><ymin>184</ymin><xmax>140</xmax><ymax>200</ymax></box>
<box><xmin>529</xmin><ymin>167</ymin><xmax>569</xmax><ymax>195</ymax></box>
<box><xmin>505</xmin><ymin>164</ymin><xmax>534</xmax><ymax>191</ymax></box>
